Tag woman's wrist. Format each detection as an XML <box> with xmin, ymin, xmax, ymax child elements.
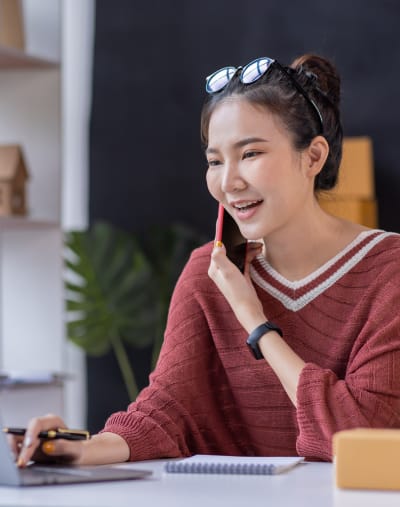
<box><xmin>77</xmin><ymin>432</ymin><xmax>130</xmax><ymax>465</ymax></box>
<box><xmin>243</xmin><ymin>314</ymin><xmax>268</xmax><ymax>334</ymax></box>
<box><xmin>247</xmin><ymin>322</ymin><xmax>283</xmax><ymax>360</ymax></box>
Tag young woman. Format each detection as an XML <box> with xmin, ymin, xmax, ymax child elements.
<box><xmin>14</xmin><ymin>54</ymin><xmax>400</xmax><ymax>466</ymax></box>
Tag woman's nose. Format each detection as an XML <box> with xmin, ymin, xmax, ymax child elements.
<box><xmin>221</xmin><ymin>162</ymin><xmax>246</xmax><ymax>193</ymax></box>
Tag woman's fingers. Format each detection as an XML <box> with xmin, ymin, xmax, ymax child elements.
<box><xmin>33</xmin><ymin>439</ymin><xmax>83</xmax><ymax>465</ymax></box>
<box><xmin>245</xmin><ymin>241</ymin><xmax>263</xmax><ymax>259</ymax></box>
<box><xmin>209</xmin><ymin>240</ymin><xmax>266</xmax><ymax>332</ymax></box>
<box><xmin>244</xmin><ymin>241</ymin><xmax>263</xmax><ymax>276</ymax></box>
<box><xmin>209</xmin><ymin>240</ymin><xmax>263</xmax><ymax>279</ymax></box>
<box><xmin>16</xmin><ymin>414</ymin><xmax>67</xmax><ymax>467</ymax></box>
<box><xmin>7</xmin><ymin>435</ymin><xmax>23</xmax><ymax>461</ymax></box>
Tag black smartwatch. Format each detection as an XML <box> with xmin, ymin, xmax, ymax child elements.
<box><xmin>246</xmin><ymin>321</ymin><xmax>283</xmax><ymax>360</ymax></box>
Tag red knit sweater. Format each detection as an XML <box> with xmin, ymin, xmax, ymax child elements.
<box><xmin>102</xmin><ymin>229</ymin><xmax>400</xmax><ymax>461</ymax></box>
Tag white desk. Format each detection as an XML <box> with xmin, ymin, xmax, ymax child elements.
<box><xmin>0</xmin><ymin>460</ymin><xmax>399</xmax><ymax>507</ymax></box>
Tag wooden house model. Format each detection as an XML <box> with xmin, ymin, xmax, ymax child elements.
<box><xmin>0</xmin><ymin>144</ymin><xmax>29</xmax><ymax>216</ymax></box>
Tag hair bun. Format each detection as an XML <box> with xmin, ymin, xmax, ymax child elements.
<box><xmin>290</xmin><ymin>54</ymin><xmax>341</xmax><ymax>108</ymax></box>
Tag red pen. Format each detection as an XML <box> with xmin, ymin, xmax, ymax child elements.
<box><xmin>215</xmin><ymin>203</ymin><xmax>225</xmax><ymax>247</ymax></box>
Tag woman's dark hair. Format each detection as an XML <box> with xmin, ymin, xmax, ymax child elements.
<box><xmin>200</xmin><ymin>54</ymin><xmax>343</xmax><ymax>192</ymax></box>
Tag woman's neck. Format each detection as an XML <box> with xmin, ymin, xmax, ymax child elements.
<box><xmin>263</xmin><ymin>205</ymin><xmax>368</xmax><ymax>282</ymax></box>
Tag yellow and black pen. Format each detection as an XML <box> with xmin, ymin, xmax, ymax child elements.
<box><xmin>3</xmin><ymin>427</ymin><xmax>90</xmax><ymax>441</ymax></box>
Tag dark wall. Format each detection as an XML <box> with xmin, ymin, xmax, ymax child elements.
<box><xmin>90</xmin><ymin>0</ymin><xmax>400</xmax><ymax>235</ymax></box>
<box><xmin>87</xmin><ymin>0</ymin><xmax>400</xmax><ymax>431</ymax></box>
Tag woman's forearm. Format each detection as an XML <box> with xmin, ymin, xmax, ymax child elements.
<box><xmin>259</xmin><ymin>331</ymin><xmax>305</xmax><ymax>407</ymax></box>
<box><xmin>77</xmin><ymin>432</ymin><xmax>130</xmax><ymax>465</ymax></box>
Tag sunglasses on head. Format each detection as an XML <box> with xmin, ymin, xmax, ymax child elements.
<box><xmin>205</xmin><ymin>57</ymin><xmax>324</xmax><ymax>134</ymax></box>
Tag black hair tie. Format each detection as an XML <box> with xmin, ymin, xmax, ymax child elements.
<box><xmin>304</xmin><ymin>71</ymin><xmax>318</xmax><ymax>85</ymax></box>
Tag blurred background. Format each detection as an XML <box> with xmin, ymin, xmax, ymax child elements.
<box><xmin>91</xmin><ymin>0</ymin><xmax>400</xmax><ymax>235</ymax></box>
<box><xmin>0</xmin><ymin>0</ymin><xmax>399</xmax><ymax>433</ymax></box>
<box><xmin>88</xmin><ymin>0</ymin><xmax>400</xmax><ymax>430</ymax></box>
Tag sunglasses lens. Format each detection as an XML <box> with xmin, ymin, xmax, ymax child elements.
<box><xmin>206</xmin><ymin>66</ymin><xmax>237</xmax><ymax>93</ymax></box>
<box><xmin>241</xmin><ymin>57</ymin><xmax>275</xmax><ymax>84</ymax></box>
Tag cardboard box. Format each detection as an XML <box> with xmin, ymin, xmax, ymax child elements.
<box><xmin>334</xmin><ymin>429</ymin><xmax>400</xmax><ymax>490</ymax></box>
<box><xmin>319</xmin><ymin>197</ymin><xmax>378</xmax><ymax>229</ymax></box>
<box><xmin>0</xmin><ymin>0</ymin><xmax>24</xmax><ymax>50</ymax></box>
<box><xmin>335</xmin><ymin>137</ymin><xmax>374</xmax><ymax>199</ymax></box>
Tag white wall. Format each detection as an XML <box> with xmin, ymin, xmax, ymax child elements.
<box><xmin>62</xmin><ymin>0</ymin><xmax>95</xmax><ymax>428</ymax></box>
<box><xmin>23</xmin><ymin>0</ymin><xmax>61</xmax><ymax>60</ymax></box>
<box><xmin>0</xmin><ymin>0</ymin><xmax>64</xmax><ymax>424</ymax></box>
<box><xmin>0</xmin><ymin>0</ymin><xmax>94</xmax><ymax>429</ymax></box>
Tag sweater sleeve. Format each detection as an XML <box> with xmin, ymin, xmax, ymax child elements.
<box><xmin>296</xmin><ymin>274</ymin><xmax>400</xmax><ymax>461</ymax></box>
<box><xmin>101</xmin><ymin>246</ymin><xmax>223</xmax><ymax>461</ymax></box>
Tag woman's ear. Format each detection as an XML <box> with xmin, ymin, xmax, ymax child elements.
<box><xmin>304</xmin><ymin>136</ymin><xmax>329</xmax><ymax>178</ymax></box>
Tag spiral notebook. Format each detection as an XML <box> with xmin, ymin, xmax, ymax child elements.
<box><xmin>164</xmin><ymin>455</ymin><xmax>304</xmax><ymax>475</ymax></box>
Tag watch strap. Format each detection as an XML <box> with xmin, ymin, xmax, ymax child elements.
<box><xmin>246</xmin><ymin>321</ymin><xmax>283</xmax><ymax>360</ymax></box>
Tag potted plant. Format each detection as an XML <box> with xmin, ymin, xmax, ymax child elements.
<box><xmin>65</xmin><ymin>221</ymin><xmax>205</xmax><ymax>403</ymax></box>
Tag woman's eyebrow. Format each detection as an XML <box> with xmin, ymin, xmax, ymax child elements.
<box><xmin>205</xmin><ymin>146</ymin><xmax>218</xmax><ymax>155</ymax></box>
<box><xmin>206</xmin><ymin>137</ymin><xmax>269</xmax><ymax>155</ymax></box>
<box><xmin>233</xmin><ymin>137</ymin><xmax>269</xmax><ymax>148</ymax></box>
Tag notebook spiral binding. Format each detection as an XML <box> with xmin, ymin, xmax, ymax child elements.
<box><xmin>165</xmin><ymin>462</ymin><xmax>277</xmax><ymax>475</ymax></box>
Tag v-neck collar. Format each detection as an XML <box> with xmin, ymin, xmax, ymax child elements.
<box><xmin>250</xmin><ymin>229</ymin><xmax>392</xmax><ymax>311</ymax></box>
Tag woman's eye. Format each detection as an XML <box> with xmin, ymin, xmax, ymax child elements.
<box><xmin>207</xmin><ymin>159</ymin><xmax>221</xmax><ymax>167</ymax></box>
<box><xmin>243</xmin><ymin>151</ymin><xmax>260</xmax><ymax>159</ymax></box>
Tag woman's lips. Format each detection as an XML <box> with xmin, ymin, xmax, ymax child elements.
<box><xmin>233</xmin><ymin>200</ymin><xmax>263</xmax><ymax>220</ymax></box>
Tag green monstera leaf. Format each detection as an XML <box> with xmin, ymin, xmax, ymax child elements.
<box><xmin>65</xmin><ymin>220</ymin><xmax>206</xmax><ymax>401</ymax></box>
<box><xmin>141</xmin><ymin>223</ymin><xmax>207</xmax><ymax>367</ymax></box>
<box><xmin>65</xmin><ymin>222</ymin><xmax>156</xmax><ymax>401</ymax></box>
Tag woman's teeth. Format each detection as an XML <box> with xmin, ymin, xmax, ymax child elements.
<box><xmin>235</xmin><ymin>200</ymin><xmax>262</xmax><ymax>211</ymax></box>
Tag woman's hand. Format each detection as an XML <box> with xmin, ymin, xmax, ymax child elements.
<box><xmin>208</xmin><ymin>241</ymin><xmax>266</xmax><ymax>333</ymax></box>
<box><xmin>208</xmin><ymin>240</ymin><xmax>305</xmax><ymax>406</ymax></box>
<box><xmin>11</xmin><ymin>414</ymin><xmax>84</xmax><ymax>467</ymax></box>
<box><xmin>11</xmin><ymin>414</ymin><xmax>130</xmax><ymax>467</ymax></box>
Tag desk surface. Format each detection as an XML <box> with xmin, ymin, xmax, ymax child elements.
<box><xmin>0</xmin><ymin>460</ymin><xmax>399</xmax><ymax>507</ymax></box>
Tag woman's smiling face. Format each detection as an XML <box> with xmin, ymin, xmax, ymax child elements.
<box><xmin>205</xmin><ymin>97</ymin><xmax>316</xmax><ymax>241</ymax></box>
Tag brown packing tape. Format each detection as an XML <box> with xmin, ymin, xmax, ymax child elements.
<box><xmin>333</xmin><ymin>429</ymin><xmax>400</xmax><ymax>491</ymax></box>
<box><xmin>319</xmin><ymin>197</ymin><xmax>378</xmax><ymax>229</ymax></box>
<box><xmin>335</xmin><ymin>137</ymin><xmax>375</xmax><ymax>199</ymax></box>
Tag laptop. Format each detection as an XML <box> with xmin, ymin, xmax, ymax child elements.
<box><xmin>0</xmin><ymin>420</ymin><xmax>152</xmax><ymax>486</ymax></box>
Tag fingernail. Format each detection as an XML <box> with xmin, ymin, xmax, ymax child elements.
<box><xmin>42</xmin><ymin>441</ymin><xmax>55</xmax><ymax>454</ymax></box>
<box><xmin>214</xmin><ymin>240</ymin><xmax>223</xmax><ymax>248</ymax></box>
<box><xmin>17</xmin><ymin>457</ymin><xmax>25</xmax><ymax>467</ymax></box>
<box><xmin>23</xmin><ymin>435</ymin><xmax>33</xmax><ymax>448</ymax></box>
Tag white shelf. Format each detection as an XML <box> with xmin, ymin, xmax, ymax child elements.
<box><xmin>0</xmin><ymin>216</ymin><xmax>59</xmax><ymax>230</ymax></box>
<box><xmin>0</xmin><ymin>69</ymin><xmax>61</xmax><ymax>222</ymax></box>
<box><xmin>0</xmin><ymin>370</ymin><xmax>67</xmax><ymax>388</ymax></box>
<box><xmin>0</xmin><ymin>0</ymin><xmax>90</xmax><ymax>428</ymax></box>
<box><xmin>0</xmin><ymin>1</ymin><xmax>64</xmax><ymax>379</ymax></box>
<box><xmin>0</xmin><ymin>44</ymin><xmax>58</xmax><ymax>69</ymax></box>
